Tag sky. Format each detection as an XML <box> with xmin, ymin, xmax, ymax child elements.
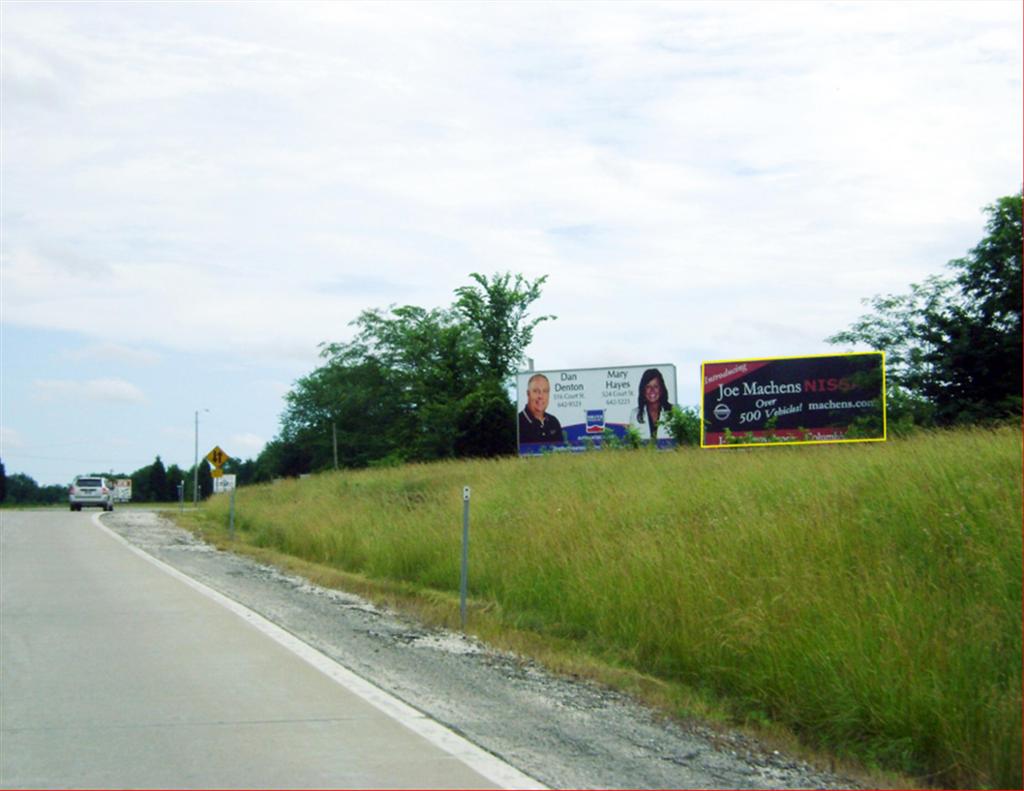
<box><xmin>2</xmin><ymin>1</ymin><xmax>1021</xmax><ymax>486</ymax></box>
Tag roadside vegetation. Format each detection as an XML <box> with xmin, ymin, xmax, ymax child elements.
<box><xmin>4</xmin><ymin>190</ymin><xmax>1020</xmax><ymax>501</ymax></box>
<box><xmin>187</xmin><ymin>424</ymin><xmax>1021</xmax><ymax>789</ymax></box>
<box><xmin>3</xmin><ymin>189</ymin><xmax>1018</xmax><ymax>786</ymax></box>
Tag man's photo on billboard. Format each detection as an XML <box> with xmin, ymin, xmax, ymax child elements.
<box><xmin>518</xmin><ymin>373</ymin><xmax>564</xmax><ymax>444</ymax></box>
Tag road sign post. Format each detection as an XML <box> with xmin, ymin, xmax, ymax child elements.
<box><xmin>229</xmin><ymin>486</ymin><xmax>236</xmax><ymax>540</ymax></box>
<box><xmin>460</xmin><ymin>486</ymin><xmax>470</xmax><ymax>631</ymax></box>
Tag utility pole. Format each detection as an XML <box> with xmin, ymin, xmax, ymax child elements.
<box><xmin>193</xmin><ymin>408</ymin><xmax>208</xmax><ymax>507</ymax></box>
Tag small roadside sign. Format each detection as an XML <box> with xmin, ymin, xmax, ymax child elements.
<box><xmin>211</xmin><ymin>467</ymin><xmax>224</xmax><ymax>479</ymax></box>
<box><xmin>206</xmin><ymin>446</ymin><xmax>230</xmax><ymax>467</ymax></box>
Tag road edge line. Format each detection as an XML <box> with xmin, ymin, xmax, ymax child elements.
<box><xmin>92</xmin><ymin>512</ymin><xmax>546</xmax><ymax>790</ymax></box>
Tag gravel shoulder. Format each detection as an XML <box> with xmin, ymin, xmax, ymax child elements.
<box><xmin>101</xmin><ymin>510</ymin><xmax>860</xmax><ymax>790</ymax></box>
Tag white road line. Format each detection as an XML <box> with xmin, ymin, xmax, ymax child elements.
<box><xmin>93</xmin><ymin>513</ymin><xmax>546</xmax><ymax>790</ymax></box>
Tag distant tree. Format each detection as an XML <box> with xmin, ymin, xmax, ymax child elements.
<box><xmin>280</xmin><ymin>357</ymin><xmax>406</xmax><ymax>470</ymax></box>
<box><xmin>454</xmin><ymin>380</ymin><xmax>517</xmax><ymax>457</ymax></box>
<box><xmin>829</xmin><ymin>190</ymin><xmax>1022</xmax><ymax>425</ymax></box>
<box><xmin>166</xmin><ymin>464</ymin><xmax>186</xmax><ymax>501</ymax></box>
<box><xmin>38</xmin><ymin>484</ymin><xmax>66</xmax><ymax>504</ymax></box>
<box><xmin>314</xmin><ymin>302</ymin><xmax>487</xmax><ymax>464</ymax></box>
<box><xmin>148</xmin><ymin>456</ymin><xmax>169</xmax><ymax>502</ymax></box>
<box><xmin>5</xmin><ymin>473</ymin><xmax>40</xmax><ymax>504</ymax></box>
<box><xmin>265</xmin><ymin>271</ymin><xmax>556</xmax><ymax>474</ymax></box>
<box><xmin>229</xmin><ymin>458</ymin><xmax>257</xmax><ymax>486</ymax></box>
<box><xmin>182</xmin><ymin>461</ymin><xmax>215</xmax><ymax>501</ymax></box>
<box><xmin>198</xmin><ymin>460</ymin><xmax>214</xmax><ymax>499</ymax></box>
<box><xmin>0</xmin><ymin>459</ymin><xmax>6</xmax><ymax>504</ymax></box>
<box><xmin>131</xmin><ymin>464</ymin><xmax>152</xmax><ymax>503</ymax></box>
<box><xmin>454</xmin><ymin>272</ymin><xmax>555</xmax><ymax>382</ymax></box>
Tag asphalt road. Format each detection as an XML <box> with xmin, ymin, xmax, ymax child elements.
<box><xmin>0</xmin><ymin>510</ymin><xmax>540</xmax><ymax>789</ymax></box>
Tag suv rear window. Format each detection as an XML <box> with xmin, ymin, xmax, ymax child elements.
<box><xmin>75</xmin><ymin>478</ymin><xmax>103</xmax><ymax>487</ymax></box>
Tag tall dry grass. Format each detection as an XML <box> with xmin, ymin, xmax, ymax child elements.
<box><xmin>204</xmin><ymin>425</ymin><xmax>1021</xmax><ymax>788</ymax></box>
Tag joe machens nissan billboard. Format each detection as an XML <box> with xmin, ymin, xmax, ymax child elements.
<box><xmin>701</xmin><ymin>352</ymin><xmax>886</xmax><ymax>448</ymax></box>
<box><xmin>517</xmin><ymin>364</ymin><xmax>677</xmax><ymax>455</ymax></box>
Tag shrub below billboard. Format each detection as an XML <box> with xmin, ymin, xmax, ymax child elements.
<box><xmin>517</xmin><ymin>364</ymin><xmax>677</xmax><ymax>455</ymax></box>
<box><xmin>701</xmin><ymin>352</ymin><xmax>886</xmax><ymax>448</ymax></box>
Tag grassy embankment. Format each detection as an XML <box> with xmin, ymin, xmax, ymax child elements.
<box><xmin>189</xmin><ymin>426</ymin><xmax>1021</xmax><ymax>789</ymax></box>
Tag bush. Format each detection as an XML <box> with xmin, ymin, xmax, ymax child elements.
<box><xmin>661</xmin><ymin>405</ymin><xmax>702</xmax><ymax>445</ymax></box>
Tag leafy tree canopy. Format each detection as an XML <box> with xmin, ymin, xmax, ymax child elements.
<box><xmin>829</xmin><ymin>190</ymin><xmax>1022</xmax><ymax>425</ymax></box>
<box><xmin>267</xmin><ymin>271</ymin><xmax>554</xmax><ymax>474</ymax></box>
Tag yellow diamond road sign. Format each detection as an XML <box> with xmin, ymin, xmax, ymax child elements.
<box><xmin>211</xmin><ymin>467</ymin><xmax>224</xmax><ymax>479</ymax></box>
<box><xmin>206</xmin><ymin>446</ymin><xmax>229</xmax><ymax>468</ymax></box>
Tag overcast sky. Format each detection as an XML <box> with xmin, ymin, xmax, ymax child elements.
<box><xmin>2</xmin><ymin>0</ymin><xmax>1021</xmax><ymax>486</ymax></box>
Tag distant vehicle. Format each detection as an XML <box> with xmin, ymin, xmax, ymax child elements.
<box><xmin>69</xmin><ymin>476</ymin><xmax>115</xmax><ymax>511</ymax></box>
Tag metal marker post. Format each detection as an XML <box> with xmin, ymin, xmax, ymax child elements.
<box><xmin>460</xmin><ymin>486</ymin><xmax>471</xmax><ymax>631</ymax></box>
<box><xmin>229</xmin><ymin>486</ymin><xmax>236</xmax><ymax>540</ymax></box>
<box><xmin>178</xmin><ymin>482</ymin><xmax>184</xmax><ymax>514</ymax></box>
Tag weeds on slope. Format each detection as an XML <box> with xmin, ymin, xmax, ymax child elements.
<box><xmin>194</xmin><ymin>425</ymin><xmax>1022</xmax><ymax>789</ymax></box>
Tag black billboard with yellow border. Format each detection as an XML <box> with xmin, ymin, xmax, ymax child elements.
<box><xmin>701</xmin><ymin>352</ymin><xmax>886</xmax><ymax>448</ymax></box>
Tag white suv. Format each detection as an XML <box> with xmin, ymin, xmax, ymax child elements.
<box><xmin>69</xmin><ymin>476</ymin><xmax>115</xmax><ymax>511</ymax></box>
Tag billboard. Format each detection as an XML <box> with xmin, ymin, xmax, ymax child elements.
<box><xmin>701</xmin><ymin>352</ymin><xmax>886</xmax><ymax>448</ymax></box>
<box><xmin>516</xmin><ymin>364</ymin><xmax>677</xmax><ymax>455</ymax></box>
<box><xmin>114</xmin><ymin>478</ymin><xmax>132</xmax><ymax>502</ymax></box>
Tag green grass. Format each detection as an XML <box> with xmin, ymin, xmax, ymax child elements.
<box><xmin>195</xmin><ymin>425</ymin><xmax>1022</xmax><ymax>788</ymax></box>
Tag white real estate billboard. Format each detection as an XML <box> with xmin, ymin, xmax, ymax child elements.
<box><xmin>114</xmin><ymin>478</ymin><xmax>132</xmax><ymax>503</ymax></box>
<box><xmin>213</xmin><ymin>474</ymin><xmax>237</xmax><ymax>493</ymax></box>
<box><xmin>516</xmin><ymin>364</ymin><xmax>677</xmax><ymax>455</ymax></box>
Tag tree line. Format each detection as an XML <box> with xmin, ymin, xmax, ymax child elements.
<box><xmin>0</xmin><ymin>455</ymin><xmax>255</xmax><ymax>506</ymax></box>
<box><xmin>2</xmin><ymin>190</ymin><xmax>1019</xmax><ymax>504</ymax></box>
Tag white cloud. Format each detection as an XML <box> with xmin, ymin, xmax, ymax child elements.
<box><xmin>230</xmin><ymin>433</ymin><xmax>266</xmax><ymax>457</ymax></box>
<box><xmin>33</xmin><ymin>378</ymin><xmax>146</xmax><ymax>404</ymax></box>
<box><xmin>1</xmin><ymin>0</ymin><xmax>1020</xmax><ymax>485</ymax></box>
<box><xmin>1</xmin><ymin>426</ymin><xmax>26</xmax><ymax>452</ymax></box>
<box><xmin>62</xmin><ymin>342</ymin><xmax>161</xmax><ymax>366</ymax></box>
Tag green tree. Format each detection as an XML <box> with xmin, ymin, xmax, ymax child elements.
<box><xmin>454</xmin><ymin>272</ymin><xmax>555</xmax><ymax>382</ymax></box>
<box><xmin>40</xmin><ymin>484</ymin><xmax>67</xmax><ymax>504</ymax></box>
<box><xmin>280</xmin><ymin>356</ymin><xmax>409</xmax><ymax>470</ymax></box>
<box><xmin>148</xmin><ymin>456</ymin><xmax>170</xmax><ymax>502</ymax></box>
<box><xmin>198</xmin><ymin>461</ymin><xmax>214</xmax><ymax>499</ymax></box>
<box><xmin>0</xmin><ymin>459</ymin><xmax>6</xmax><ymax>504</ymax></box>
<box><xmin>452</xmin><ymin>272</ymin><xmax>555</xmax><ymax>455</ymax></box>
<box><xmin>5</xmin><ymin>473</ymin><xmax>40</xmax><ymax>504</ymax></box>
<box><xmin>222</xmin><ymin>457</ymin><xmax>256</xmax><ymax>487</ymax></box>
<box><xmin>829</xmin><ymin>190</ymin><xmax>1022</xmax><ymax>425</ymax></box>
<box><xmin>930</xmin><ymin>191</ymin><xmax>1022</xmax><ymax>421</ymax></box>
<box><xmin>454</xmin><ymin>380</ymin><xmax>517</xmax><ymax>457</ymax></box>
<box><xmin>265</xmin><ymin>271</ymin><xmax>555</xmax><ymax>474</ymax></box>
<box><xmin>331</xmin><ymin>304</ymin><xmax>480</xmax><ymax>461</ymax></box>
<box><xmin>131</xmin><ymin>464</ymin><xmax>152</xmax><ymax>502</ymax></box>
<box><xmin>166</xmin><ymin>464</ymin><xmax>186</xmax><ymax>501</ymax></box>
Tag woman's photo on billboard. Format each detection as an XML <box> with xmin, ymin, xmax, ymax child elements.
<box><xmin>636</xmin><ymin>368</ymin><xmax>672</xmax><ymax>439</ymax></box>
